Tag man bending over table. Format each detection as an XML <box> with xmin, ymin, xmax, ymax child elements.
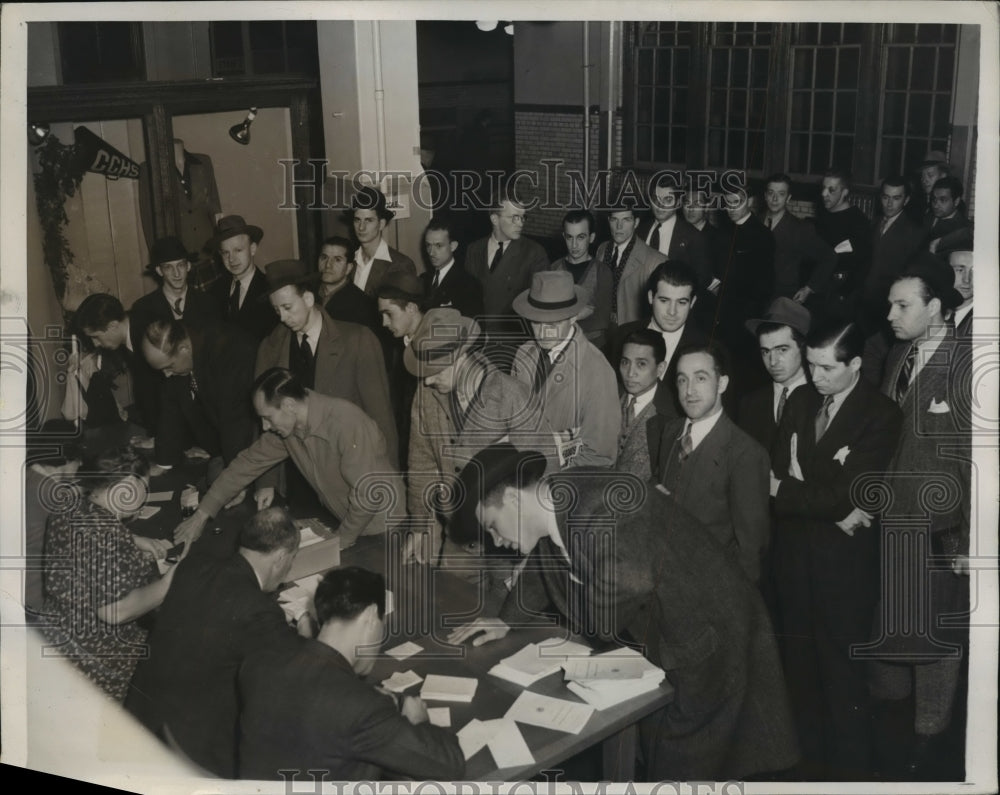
<box><xmin>173</xmin><ymin>367</ymin><xmax>403</xmax><ymax>549</ymax></box>
<box><xmin>447</xmin><ymin>444</ymin><xmax>799</xmax><ymax>781</ymax></box>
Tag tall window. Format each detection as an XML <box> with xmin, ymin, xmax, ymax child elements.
<box><xmin>632</xmin><ymin>22</ymin><xmax>692</xmax><ymax>166</ymax></box>
<box><xmin>706</xmin><ymin>23</ymin><xmax>772</xmax><ymax>172</ymax></box>
<box><xmin>58</xmin><ymin>22</ymin><xmax>145</xmax><ymax>84</ymax></box>
<box><xmin>878</xmin><ymin>23</ymin><xmax>957</xmax><ymax>176</ymax></box>
<box><xmin>787</xmin><ymin>23</ymin><xmax>863</xmax><ymax>175</ymax></box>
<box><xmin>210</xmin><ymin>21</ymin><xmax>319</xmax><ymax>77</ymax></box>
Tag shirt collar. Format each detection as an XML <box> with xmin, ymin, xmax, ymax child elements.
<box><xmin>435</xmin><ymin>260</ymin><xmax>455</xmax><ymax>282</ymax></box>
<box><xmin>547</xmin><ymin>325</ymin><xmax>577</xmax><ymax>363</ymax></box>
<box><xmin>682</xmin><ymin>407</ymin><xmax>724</xmax><ymax>450</ymax></box>
<box><xmin>235</xmin><ymin>267</ymin><xmax>257</xmax><ymax>289</ymax></box>
<box><xmin>827</xmin><ymin>372</ymin><xmax>860</xmax><ymax>416</ymax></box>
<box><xmin>774</xmin><ymin>371</ymin><xmax>808</xmax><ymax>399</ymax></box>
<box><xmin>882</xmin><ymin>212</ymin><xmax>903</xmax><ymax>231</ymax></box>
<box><xmin>357</xmin><ymin>238</ymin><xmax>391</xmax><ymax>266</ymax></box>
<box><xmin>734</xmin><ymin>213</ymin><xmax>751</xmax><ymax>226</ymax></box>
<box><xmin>299</xmin><ymin>309</ymin><xmax>323</xmax><ymax>347</ymax></box>
<box><xmin>629</xmin><ymin>384</ymin><xmax>658</xmax><ymax>415</ymax></box>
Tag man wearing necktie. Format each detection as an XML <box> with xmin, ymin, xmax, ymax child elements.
<box><xmin>769</xmin><ymin>319</ymin><xmax>902</xmax><ymax>779</ymax></box>
<box><xmin>655</xmin><ymin>342</ymin><xmax>770</xmax><ymax>585</ymax></box>
<box><xmin>616</xmin><ymin>329</ymin><xmax>667</xmax><ymax>479</ymax></box>
<box><xmin>209</xmin><ymin>215</ymin><xmax>278</xmax><ymax>341</ymax></box>
<box><xmin>595</xmin><ymin>201</ymin><xmax>666</xmax><ymax>327</ymax></box>
<box><xmin>638</xmin><ymin>175</ymin><xmax>712</xmax><ymax>290</ymax></box>
<box><xmin>420</xmin><ymin>217</ymin><xmax>483</xmax><ymax>319</ymax></box>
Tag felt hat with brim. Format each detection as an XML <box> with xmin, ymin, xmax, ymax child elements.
<box><xmin>512</xmin><ymin>271</ymin><xmax>593</xmax><ymax>323</ymax></box>
<box><xmin>745</xmin><ymin>296</ymin><xmax>812</xmax><ymax>337</ymax></box>
<box><xmin>901</xmin><ymin>252</ymin><xmax>964</xmax><ymax>312</ymax></box>
<box><xmin>211</xmin><ymin>215</ymin><xmax>264</xmax><ymax>249</ymax></box>
<box><xmin>146</xmin><ymin>236</ymin><xmax>195</xmax><ymax>273</ymax></box>
<box><xmin>403</xmin><ymin>307</ymin><xmax>481</xmax><ymax>378</ymax></box>
<box><xmin>347</xmin><ymin>185</ymin><xmax>395</xmax><ymax>222</ymax></box>
<box><xmin>919</xmin><ymin>150</ymin><xmax>949</xmax><ymax>169</ymax></box>
<box><xmin>447</xmin><ymin>443</ymin><xmax>550</xmax><ymax>546</ymax></box>
<box><xmin>263</xmin><ymin>259</ymin><xmax>319</xmax><ymax>295</ymax></box>
<box><xmin>376</xmin><ymin>272</ymin><xmax>425</xmax><ymax>303</ymax></box>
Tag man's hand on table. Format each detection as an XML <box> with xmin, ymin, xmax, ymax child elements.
<box><xmin>255</xmin><ymin>487</ymin><xmax>275</xmax><ymax>510</ymax></box>
<box><xmin>447</xmin><ymin>617</ymin><xmax>510</xmax><ymax>647</ymax></box>
<box><xmin>401</xmin><ymin>695</ymin><xmax>430</xmax><ymax>725</ymax></box>
<box><xmin>174</xmin><ymin>508</ymin><xmax>210</xmax><ymax>547</ymax></box>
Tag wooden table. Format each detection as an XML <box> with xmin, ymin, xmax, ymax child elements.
<box><xmin>136</xmin><ymin>464</ymin><xmax>673</xmax><ymax>781</ymax></box>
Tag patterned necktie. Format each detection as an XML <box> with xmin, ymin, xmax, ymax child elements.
<box><xmin>431</xmin><ymin>270</ymin><xmax>440</xmax><ymax>289</ymax></box>
<box><xmin>894</xmin><ymin>343</ymin><xmax>918</xmax><ymax>404</ymax></box>
<box><xmin>228</xmin><ymin>280</ymin><xmax>241</xmax><ymax>318</ymax></box>
<box><xmin>173</xmin><ymin>296</ymin><xmax>183</xmax><ymax>317</ymax></box>
<box><xmin>814</xmin><ymin>394</ymin><xmax>834</xmax><ymax>442</ymax></box>
<box><xmin>189</xmin><ymin>372</ymin><xmax>199</xmax><ymax>400</ymax></box>
<box><xmin>648</xmin><ymin>222</ymin><xmax>661</xmax><ymax>251</ymax></box>
<box><xmin>623</xmin><ymin>395</ymin><xmax>636</xmax><ymax>431</ymax></box>
<box><xmin>490</xmin><ymin>242</ymin><xmax>504</xmax><ymax>271</ymax></box>
<box><xmin>776</xmin><ymin>386</ymin><xmax>788</xmax><ymax>423</ymax></box>
<box><xmin>678</xmin><ymin>421</ymin><xmax>693</xmax><ymax>462</ymax></box>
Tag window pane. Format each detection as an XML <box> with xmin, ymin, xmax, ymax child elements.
<box><xmin>675</xmin><ymin>49</ymin><xmax>690</xmax><ymax>85</ymax></box>
<box><xmin>752</xmin><ymin>49</ymin><xmax>769</xmax><ymax>88</ymax></box>
<box><xmin>838</xmin><ymin>48</ymin><xmax>860</xmax><ymax>88</ymax></box>
<box><xmin>656</xmin><ymin>50</ymin><xmax>672</xmax><ymax>85</ymax></box>
<box><xmin>748</xmin><ymin>131</ymin><xmax>765</xmax><ymax>170</ymax></box>
<box><xmin>932</xmin><ymin>95</ymin><xmax>952</xmax><ymax>138</ymax></box>
<box><xmin>707</xmin><ymin>129</ymin><xmax>725</xmax><ymax>166</ymax></box>
<box><xmin>728</xmin><ymin>130</ymin><xmax>746</xmax><ymax>167</ymax></box>
<box><xmin>936</xmin><ymin>48</ymin><xmax>954</xmax><ymax>91</ymax></box>
<box><xmin>833</xmin><ymin>136</ymin><xmax>853</xmax><ymax>171</ymax></box>
<box><xmin>820</xmin><ymin>24</ymin><xmax>839</xmax><ymax>45</ymax></box>
<box><xmin>789</xmin><ymin>132</ymin><xmax>809</xmax><ymax>173</ymax></box>
<box><xmin>735</xmin><ymin>32</ymin><xmax>753</xmax><ymax>47</ymax></box>
<box><xmin>810</xmin><ymin>134</ymin><xmax>831</xmax><ymax>172</ymax></box>
<box><xmin>910</xmin><ymin>51</ymin><xmax>934</xmax><ymax>91</ymax></box>
<box><xmin>641</xmin><ymin>24</ymin><xmax>657</xmax><ymax>46</ymax></box>
<box><xmin>836</xmin><ymin>91</ymin><xmax>857</xmax><ymax>133</ymax></box>
<box><xmin>894</xmin><ymin>24</ymin><xmax>917</xmax><ymax>45</ymax></box>
<box><xmin>654</xmin><ymin>88</ymin><xmax>671</xmax><ymax>124</ymax></box>
<box><xmin>249</xmin><ymin>21</ymin><xmax>283</xmax><ymax>49</ymax></box>
<box><xmin>881</xmin><ymin>137</ymin><xmax>903</xmax><ymax>176</ymax></box>
<box><xmin>799</xmin><ymin>23</ymin><xmax>819</xmax><ymax>45</ymax></box>
<box><xmin>674</xmin><ymin>88</ymin><xmax>688</xmax><ymax>125</ymax></box>
<box><xmin>791</xmin><ymin>92</ymin><xmax>811</xmax><ymax>129</ymax></box>
<box><xmin>213</xmin><ymin>21</ymin><xmax>244</xmax><ymax>57</ymax></box>
<box><xmin>750</xmin><ymin>90</ymin><xmax>767</xmax><ymax>127</ymax></box>
<box><xmin>814</xmin><ymin>91</ymin><xmax>834</xmax><ymax>130</ymax></box>
<box><xmin>843</xmin><ymin>24</ymin><xmax>864</xmax><ymax>45</ymax></box>
<box><xmin>711</xmin><ymin>49</ymin><xmax>729</xmax><ymax>86</ymax></box>
<box><xmin>710</xmin><ymin>89</ymin><xmax>727</xmax><ymax>125</ymax></box>
<box><xmin>733</xmin><ymin>49</ymin><xmax>750</xmax><ymax>86</ymax></box>
<box><xmin>793</xmin><ymin>49</ymin><xmax>814</xmax><ymax>89</ymax></box>
<box><xmin>885</xmin><ymin>47</ymin><xmax>910</xmax><ymax>90</ymax></box>
<box><xmin>815</xmin><ymin>48</ymin><xmax>836</xmax><ymax>88</ymax></box>
<box><xmin>671</xmin><ymin>128</ymin><xmax>687</xmax><ymax>163</ymax></box>
<box><xmin>637</xmin><ymin>87</ymin><xmax>653</xmax><ymax>123</ymax></box>
<box><xmin>637</xmin><ymin>127</ymin><xmax>652</xmax><ymax>161</ymax></box>
<box><xmin>730</xmin><ymin>89</ymin><xmax>747</xmax><ymax>124</ymax></box>
<box><xmin>653</xmin><ymin>126</ymin><xmax>671</xmax><ymax>162</ymax></box>
<box><xmin>883</xmin><ymin>92</ymin><xmax>906</xmax><ymax>134</ymax></box>
<box><xmin>942</xmin><ymin>25</ymin><xmax>957</xmax><ymax>43</ymax></box>
<box><xmin>253</xmin><ymin>49</ymin><xmax>285</xmax><ymax>74</ymax></box>
<box><xmin>917</xmin><ymin>24</ymin><xmax>941</xmax><ymax>44</ymax></box>
<box><xmin>907</xmin><ymin>92</ymin><xmax>931</xmax><ymax>135</ymax></box>
<box><xmin>638</xmin><ymin>49</ymin><xmax>654</xmax><ymax>84</ymax></box>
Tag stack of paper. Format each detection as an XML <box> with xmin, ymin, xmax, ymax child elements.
<box><xmin>294</xmin><ymin>518</ymin><xmax>333</xmax><ymax>547</ymax></box>
<box><xmin>504</xmin><ymin>690</ymin><xmax>594</xmax><ymax>734</ymax></box>
<box><xmin>489</xmin><ymin>640</ymin><xmax>592</xmax><ymax>687</ymax></box>
<box><xmin>562</xmin><ymin>648</ymin><xmax>666</xmax><ymax>710</ymax></box>
<box><xmin>456</xmin><ymin>718</ymin><xmax>534</xmax><ymax>767</ymax></box>
<box><xmin>277</xmin><ymin>574</ymin><xmax>323</xmax><ymax>623</ymax></box>
<box><xmin>420</xmin><ymin>674</ymin><xmax>478</xmax><ymax>703</ymax></box>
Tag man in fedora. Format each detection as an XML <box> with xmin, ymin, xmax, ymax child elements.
<box><xmin>131</xmin><ymin>236</ymin><xmax>220</xmax><ymax>336</ymax></box>
<box><xmin>255</xmin><ymin>260</ymin><xmax>397</xmax><ymax>481</ymax></box>
<box><xmin>403</xmin><ymin>307</ymin><xmax>555</xmax><ymax>567</ymax></box>
<box><xmin>349</xmin><ymin>185</ymin><xmax>418</xmax><ymax>296</ymax></box>
<box><xmin>511</xmin><ymin>271</ymin><xmax>620</xmax><ymax>468</ymax></box>
<box><xmin>739</xmin><ymin>296</ymin><xmax>813</xmax><ymax>454</ymax></box>
<box><xmin>210</xmin><ymin>214</ymin><xmax>277</xmax><ymax>341</ymax></box>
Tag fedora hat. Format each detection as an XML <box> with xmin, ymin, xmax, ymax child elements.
<box><xmin>211</xmin><ymin>215</ymin><xmax>264</xmax><ymax>249</ymax></box>
<box><xmin>348</xmin><ymin>185</ymin><xmax>395</xmax><ymax>222</ymax></box>
<box><xmin>375</xmin><ymin>272</ymin><xmax>425</xmax><ymax>303</ymax></box>
<box><xmin>902</xmin><ymin>252</ymin><xmax>964</xmax><ymax>313</ymax></box>
<box><xmin>146</xmin><ymin>236</ymin><xmax>195</xmax><ymax>273</ymax></box>
<box><xmin>403</xmin><ymin>308</ymin><xmax>481</xmax><ymax>378</ymax></box>
<box><xmin>745</xmin><ymin>296</ymin><xmax>812</xmax><ymax>337</ymax></box>
<box><xmin>263</xmin><ymin>259</ymin><xmax>319</xmax><ymax>295</ymax></box>
<box><xmin>512</xmin><ymin>271</ymin><xmax>593</xmax><ymax>323</ymax></box>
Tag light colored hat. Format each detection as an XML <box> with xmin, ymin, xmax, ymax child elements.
<box><xmin>512</xmin><ymin>271</ymin><xmax>592</xmax><ymax>323</ymax></box>
<box><xmin>403</xmin><ymin>308</ymin><xmax>481</xmax><ymax>378</ymax></box>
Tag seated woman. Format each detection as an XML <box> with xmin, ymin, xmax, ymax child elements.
<box><xmin>42</xmin><ymin>447</ymin><xmax>179</xmax><ymax>701</ymax></box>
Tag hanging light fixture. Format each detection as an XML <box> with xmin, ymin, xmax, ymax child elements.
<box><xmin>503</xmin><ymin>22</ymin><xmax>514</xmax><ymax>36</ymax></box>
<box><xmin>476</xmin><ymin>21</ymin><xmax>498</xmax><ymax>32</ymax></box>
<box><xmin>228</xmin><ymin>107</ymin><xmax>257</xmax><ymax>145</ymax></box>
<box><xmin>28</xmin><ymin>122</ymin><xmax>50</xmax><ymax>146</ymax></box>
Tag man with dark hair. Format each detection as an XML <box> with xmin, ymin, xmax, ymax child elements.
<box><xmin>616</xmin><ymin>327</ymin><xmax>667</xmax><ymax>478</ymax></box>
<box><xmin>127</xmin><ymin>506</ymin><xmax>302</xmax><ymax>778</ymax></box>
<box><xmin>141</xmin><ymin>316</ymin><xmax>258</xmax><ymax>480</ymax></box>
<box><xmin>739</xmin><ymin>297</ymin><xmax>813</xmax><ymax>453</ymax></box>
<box><xmin>595</xmin><ymin>201</ymin><xmax>667</xmax><ymax>327</ymax></box>
<box><xmin>255</xmin><ymin>259</ymin><xmax>396</xmax><ymax>464</ymax></box>
<box><xmin>923</xmin><ymin>176</ymin><xmax>973</xmax><ymax>260</ymax></box>
<box><xmin>349</xmin><ymin>185</ymin><xmax>419</xmax><ymax>294</ymax></box>
<box><xmin>814</xmin><ymin>170</ymin><xmax>871</xmax><ymax>319</ymax></box>
<box><xmin>760</xmin><ymin>173</ymin><xmax>837</xmax><ymax>304</ymax></box>
<box><xmin>209</xmin><ymin>214</ymin><xmax>278</xmax><ymax>341</ymax></box>
<box><xmin>131</xmin><ymin>236</ymin><xmax>220</xmax><ymax>333</ymax></box>
<box><xmin>769</xmin><ymin>319</ymin><xmax>902</xmax><ymax>779</ymax></box>
<box><xmin>908</xmin><ymin>150</ymin><xmax>950</xmax><ymax>221</ymax></box>
<box><xmin>238</xmin><ymin>566</ymin><xmax>465</xmax><ymax>781</ymax></box>
<box><xmin>638</xmin><ymin>175</ymin><xmax>713</xmax><ymax>289</ymax></box>
<box><xmin>949</xmin><ymin>249</ymin><xmax>974</xmax><ymax>337</ymax></box>
<box><xmin>172</xmin><ymin>367</ymin><xmax>402</xmax><ymax>550</ymax></box>
<box><xmin>317</xmin><ymin>235</ymin><xmax>379</xmax><ymax>332</ymax></box>
<box><xmin>421</xmin><ymin>216</ymin><xmax>483</xmax><ymax>318</ymax></box>
<box><xmin>655</xmin><ymin>342</ymin><xmax>771</xmax><ymax>584</ymax></box>
<box><xmin>447</xmin><ymin>444</ymin><xmax>798</xmax><ymax>780</ymax></box>
<box><xmin>547</xmin><ymin>209</ymin><xmax>614</xmax><ymax>349</ymax></box>
<box><xmin>860</xmin><ymin>176</ymin><xmax>922</xmax><ymax>333</ymax></box>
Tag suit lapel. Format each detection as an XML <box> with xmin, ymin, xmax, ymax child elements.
<box><xmin>318</xmin><ymin>312</ymin><xmax>342</xmax><ymax>366</ymax></box>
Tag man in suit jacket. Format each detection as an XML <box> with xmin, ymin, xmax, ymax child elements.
<box><xmin>922</xmin><ymin>176</ymin><xmax>973</xmax><ymax>261</ymax></box>
<box><xmin>349</xmin><ymin>185</ymin><xmax>419</xmax><ymax>295</ymax></box>
<box><xmin>860</xmin><ymin>176</ymin><xmax>922</xmax><ymax>334</ymax></box>
<box><xmin>682</xmin><ymin>184</ymin><xmax>724</xmax><ymax>330</ymax></box>
<box><xmin>595</xmin><ymin>203</ymin><xmax>667</xmax><ymax>327</ymax></box>
<box><xmin>317</xmin><ymin>235</ymin><xmax>379</xmax><ymax>333</ymax></box>
<box><xmin>447</xmin><ymin>444</ymin><xmax>799</xmax><ymax>781</ymax></box>
<box><xmin>738</xmin><ymin>297</ymin><xmax>813</xmax><ymax>454</ymax></box>
<box><xmin>760</xmin><ymin>173</ymin><xmax>837</xmax><ymax>303</ymax></box>
<box><xmin>949</xmin><ymin>249</ymin><xmax>973</xmax><ymax>338</ymax></box>
<box><xmin>209</xmin><ymin>214</ymin><xmax>278</xmax><ymax>341</ymax></box>
<box><xmin>421</xmin><ymin>216</ymin><xmax>483</xmax><ymax>318</ymax></box>
<box><xmin>616</xmin><ymin>328</ymin><xmax>667</xmax><ymax>479</ymax></box>
<box><xmin>127</xmin><ymin>507</ymin><xmax>301</xmax><ymax>778</ymax></box>
<box><xmin>869</xmin><ymin>260</ymin><xmax>971</xmax><ymax>776</ymax></box>
<box><xmin>238</xmin><ymin>567</ymin><xmax>464</xmax><ymax>780</ymax></box>
<box><xmin>141</xmin><ymin>317</ymin><xmax>257</xmax><ymax>475</ymax></box>
<box><xmin>656</xmin><ymin>342</ymin><xmax>771</xmax><ymax>584</ymax></box>
<box><xmin>770</xmin><ymin>320</ymin><xmax>902</xmax><ymax>779</ymax></box>
<box><xmin>637</xmin><ymin>176</ymin><xmax>712</xmax><ymax>289</ymax></box>
<box><xmin>511</xmin><ymin>272</ymin><xmax>621</xmax><ymax>468</ymax></box>
<box><xmin>255</xmin><ymin>259</ymin><xmax>397</xmax><ymax>465</ymax></box>
<box><xmin>131</xmin><ymin>236</ymin><xmax>221</xmax><ymax>336</ymax></box>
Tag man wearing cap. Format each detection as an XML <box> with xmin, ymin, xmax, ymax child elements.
<box><xmin>421</xmin><ymin>216</ymin><xmax>483</xmax><ymax>319</ymax></box>
<box><xmin>656</xmin><ymin>342</ymin><xmax>770</xmax><ymax>584</ymax></box>
<box><xmin>447</xmin><ymin>444</ymin><xmax>799</xmax><ymax>781</ymax></box>
<box><xmin>210</xmin><ymin>214</ymin><xmax>278</xmax><ymax>341</ymax></box>
<box><xmin>595</xmin><ymin>202</ymin><xmax>667</xmax><ymax>328</ymax></box>
<box><xmin>404</xmin><ymin>308</ymin><xmax>555</xmax><ymax>567</ymax></box>
<box><xmin>638</xmin><ymin>174</ymin><xmax>712</xmax><ymax>289</ymax></box>
<box><xmin>922</xmin><ymin>176</ymin><xmax>973</xmax><ymax>261</ymax></box>
<box><xmin>769</xmin><ymin>319</ymin><xmax>902</xmax><ymax>779</ymax></box>
<box><xmin>349</xmin><ymin>185</ymin><xmax>418</xmax><ymax>296</ymax></box>
<box><xmin>255</xmin><ymin>259</ymin><xmax>397</xmax><ymax>473</ymax></box>
<box><xmin>131</xmin><ymin>236</ymin><xmax>221</xmax><ymax>335</ymax></box>
<box><xmin>511</xmin><ymin>271</ymin><xmax>621</xmax><ymax>468</ymax></box>
<box><xmin>814</xmin><ymin>169</ymin><xmax>872</xmax><ymax>319</ymax></box>
<box><xmin>317</xmin><ymin>235</ymin><xmax>379</xmax><ymax>333</ymax></box>
<box><xmin>868</xmin><ymin>257</ymin><xmax>971</xmax><ymax>776</ymax></box>
<box><xmin>739</xmin><ymin>297</ymin><xmax>813</xmax><ymax>454</ymax></box>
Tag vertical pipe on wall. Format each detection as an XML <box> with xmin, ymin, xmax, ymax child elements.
<box><xmin>583</xmin><ymin>21</ymin><xmax>591</xmax><ymax>185</ymax></box>
<box><xmin>606</xmin><ymin>22</ymin><xmax>616</xmax><ymax>170</ymax></box>
<box><xmin>371</xmin><ymin>21</ymin><xmax>388</xmax><ymax>175</ymax></box>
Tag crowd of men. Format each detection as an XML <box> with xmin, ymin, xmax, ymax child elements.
<box><xmin>64</xmin><ymin>154</ymin><xmax>974</xmax><ymax>781</ymax></box>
